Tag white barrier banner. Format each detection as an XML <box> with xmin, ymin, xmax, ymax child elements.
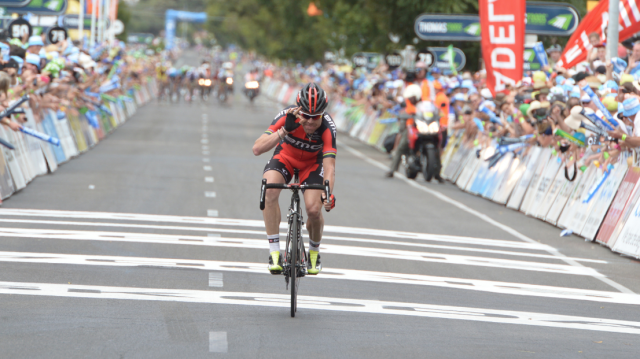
<box><xmin>507</xmin><ymin>146</ymin><xmax>541</xmax><ymax>210</ymax></box>
<box><xmin>536</xmin><ymin>162</ymin><xmax>567</xmax><ymax>219</ymax></box>
<box><xmin>493</xmin><ymin>153</ymin><xmax>525</xmax><ymax>204</ymax></box>
<box><xmin>580</xmin><ymin>163</ymin><xmax>628</xmax><ymax>240</ymax></box>
<box><xmin>520</xmin><ymin>148</ymin><xmax>552</xmax><ymax>214</ymax></box>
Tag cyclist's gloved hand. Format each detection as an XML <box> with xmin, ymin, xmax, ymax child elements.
<box><xmin>284</xmin><ymin>109</ymin><xmax>300</xmax><ymax>133</ymax></box>
<box><xmin>321</xmin><ymin>194</ymin><xmax>335</xmax><ymax>211</ymax></box>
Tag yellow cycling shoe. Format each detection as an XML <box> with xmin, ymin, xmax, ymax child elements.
<box><xmin>268</xmin><ymin>251</ymin><xmax>283</xmax><ymax>275</ymax></box>
<box><xmin>307</xmin><ymin>250</ymin><xmax>322</xmax><ymax>275</ymax></box>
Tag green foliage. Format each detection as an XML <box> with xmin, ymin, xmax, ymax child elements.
<box><xmin>116</xmin><ymin>1</ymin><xmax>131</xmax><ymax>41</ymax></box>
<box><xmin>207</xmin><ymin>0</ymin><xmax>481</xmax><ymax>65</ymax></box>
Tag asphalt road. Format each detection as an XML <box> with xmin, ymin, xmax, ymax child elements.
<box><xmin>1</xmin><ymin>55</ymin><xmax>640</xmax><ymax>358</ymax></box>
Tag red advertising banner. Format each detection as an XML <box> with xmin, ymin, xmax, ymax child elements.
<box><xmin>596</xmin><ymin>166</ymin><xmax>640</xmax><ymax>245</ymax></box>
<box><xmin>558</xmin><ymin>0</ymin><xmax>640</xmax><ymax>69</ymax></box>
<box><xmin>479</xmin><ymin>0</ymin><xmax>526</xmax><ymax>95</ymax></box>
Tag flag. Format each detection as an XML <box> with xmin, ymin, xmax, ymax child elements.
<box><xmin>558</xmin><ymin>0</ymin><xmax>640</xmax><ymax>69</ymax></box>
<box><xmin>479</xmin><ymin>0</ymin><xmax>526</xmax><ymax>94</ymax></box>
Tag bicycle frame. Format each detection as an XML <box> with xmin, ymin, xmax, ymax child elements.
<box><xmin>259</xmin><ymin>169</ymin><xmax>330</xmax><ymax>317</ymax></box>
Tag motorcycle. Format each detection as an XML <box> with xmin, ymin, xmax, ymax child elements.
<box><xmin>400</xmin><ymin>112</ymin><xmax>442</xmax><ymax>182</ymax></box>
<box><xmin>244</xmin><ymin>81</ymin><xmax>260</xmax><ymax>102</ymax></box>
<box><xmin>218</xmin><ymin>76</ymin><xmax>233</xmax><ymax>103</ymax></box>
<box><xmin>198</xmin><ymin>77</ymin><xmax>213</xmax><ymax>100</ymax></box>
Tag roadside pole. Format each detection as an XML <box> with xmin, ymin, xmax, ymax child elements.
<box><xmin>607</xmin><ymin>0</ymin><xmax>620</xmax><ymax>60</ymax></box>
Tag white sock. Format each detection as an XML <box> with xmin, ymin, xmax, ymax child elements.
<box><xmin>267</xmin><ymin>234</ymin><xmax>280</xmax><ymax>253</ymax></box>
<box><xmin>309</xmin><ymin>239</ymin><xmax>320</xmax><ymax>252</ymax></box>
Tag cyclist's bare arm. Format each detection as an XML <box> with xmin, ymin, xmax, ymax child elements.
<box><xmin>252</xmin><ymin>132</ymin><xmax>282</xmax><ymax>156</ymax></box>
<box><xmin>322</xmin><ymin>157</ymin><xmax>335</xmax><ymax>210</ymax></box>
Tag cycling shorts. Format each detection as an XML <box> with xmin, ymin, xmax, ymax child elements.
<box><xmin>263</xmin><ymin>148</ymin><xmax>323</xmax><ymax>186</ymax></box>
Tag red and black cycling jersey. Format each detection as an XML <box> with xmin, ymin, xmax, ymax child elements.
<box><xmin>265</xmin><ymin>106</ymin><xmax>337</xmax><ymax>161</ymax></box>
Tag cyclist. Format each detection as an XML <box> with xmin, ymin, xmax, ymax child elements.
<box><xmin>252</xmin><ymin>83</ymin><xmax>336</xmax><ymax>275</ymax></box>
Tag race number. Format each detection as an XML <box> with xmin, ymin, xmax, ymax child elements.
<box><xmin>352</xmin><ymin>53</ymin><xmax>367</xmax><ymax>67</ymax></box>
<box><xmin>385</xmin><ymin>51</ymin><xmax>403</xmax><ymax>70</ymax></box>
<box><xmin>415</xmin><ymin>49</ymin><xmax>436</xmax><ymax>68</ymax></box>
<box><xmin>8</xmin><ymin>18</ymin><xmax>32</xmax><ymax>39</ymax></box>
<box><xmin>47</xmin><ymin>26</ymin><xmax>68</xmax><ymax>44</ymax></box>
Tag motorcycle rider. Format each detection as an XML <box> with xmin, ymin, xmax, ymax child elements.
<box><xmin>243</xmin><ymin>68</ymin><xmax>261</xmax><ymax>97</ymax></box>
<box><xmin>386</xmin><ymin>84</ymin><xmax>421</xmax><ymax>178</ymax></box>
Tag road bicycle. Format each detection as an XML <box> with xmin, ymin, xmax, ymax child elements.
<box><xmin>260</xmin><ymin>169</ymin><xmax>330</xmax><ymax>317</ymax></box>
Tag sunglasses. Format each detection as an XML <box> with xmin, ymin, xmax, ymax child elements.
<box><xmin>300</xmin><ymin>112</ymin><xmax>324</xmax><ymax>120</ymax></box>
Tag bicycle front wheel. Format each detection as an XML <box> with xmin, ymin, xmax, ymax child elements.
<box><xmin>290</xmin><ymin>213</ymin><xmax>299</xmax><ymax>318</ymax></box>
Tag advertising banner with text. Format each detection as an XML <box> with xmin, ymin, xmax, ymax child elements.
<box><xmin>480</xmin><ymin>0</ymin><xmax>526</xmax><ymax>94</ymax></box>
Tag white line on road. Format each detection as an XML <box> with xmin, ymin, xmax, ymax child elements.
<box><xmin>202</xmin><ymin>158</ymin><xmax>210</xmax><ymax>163</ymax></box>
<box><xmin>207</xmin><ymin>210</ymin><xmax>219</xmax><ymax>217</ymax></box>
<box><xmin>0</xmin><ymin>252</ymin><xmax>631</xmax><ymax>305</ymax></box>
<box><xmin>201</xmin><ymin>139</ymin><xmax>208</xmax><ymax>144</ymax></box>
<box><xmin>205</xmin><ymin>192</ymin><xmax>216</xmax><ymax>198</ymax></box>
<box><xmin>0</xmin><ymin>218</ymin><xmax>603</xmax><ymax>263</ymax></box>
<box><xmin>209</xmin><ymin>332</ymin><xmax>227</xmax><ymax>353</ymax></box>
<box><xmin>209</xmin><ymin>272</ymin><xmax>223</xmax><ymax>287</ymax></box>
<box><xmin>203</xmin><ymin>166</ymin><xmax>212</xmax><ymax>171</ymax></box>
<box><xmin>1</xmin><ymin>281</ymin><xmax>639</xmax><ymax>335</ymax></box>
<box><xmin>337</xmin><ymin>140</ymin><xmax>635</xmax><ymax>294</ymax></box>
<box><xmin>0</xmin><ymin>210</ymin><xmax>554</xmax><ymax>251</ymax></box>
<box><xmin>202</xmin><ymin>151</ymin><xmax>210</xmax><ymax>155</ymax></box>
<box><xmin>202</xmin><ymin>134</ymin><xmax>208</xmax><ymax>138</ymax></box>
<box><xmin>202</xmin><ymin>145</ymin><xmax>209</xmax><ymax>150</ymax></box>
<box><xmin>205</xmin><ymin>177</ymin><xmax>214</xmax><ymax>183</ymax></box>
<box><xmin>208</xmin><ymin>233</ymin><xmax>221</xmax><ymax>237</ymax></box>
<box><xmin>0</xmin><ymin>228</ymin><xmax>602</xmax><ymax>276</ymax></box>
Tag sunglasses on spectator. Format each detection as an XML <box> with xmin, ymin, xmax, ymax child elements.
<box><xmin>300</xmin><ymin>112</ymin><xmax>324</xmax><ymax>120</ymax></box>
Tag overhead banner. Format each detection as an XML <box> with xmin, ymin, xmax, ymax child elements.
<box><xmin>0</xmin><ymin>0</ymin><xmax>67</xmax><ymax>15</ymax></box>
<box><xmin>415</xmin><ymin>3</ymin><xmax>580</xmax><ymax>41</ymax></box>
<box><xmin>480</xmin><ymin>0</ymin><xmax>526</xmax><ymax>94</ymax></box>
<box><xmin>558</xmin><ymin>0</ymin><xmax>640</xmax><ymax>69</ymax></box>
<box><xmin>525</xmin><ymin>2</ymin><xmax>580</xmax><ymax>36</ymax></box>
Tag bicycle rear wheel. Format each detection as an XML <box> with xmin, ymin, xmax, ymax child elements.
<box><xmin>290</xmin><ymin>213</ymin><xmax>299</xmax><ymax>317</ymax></box>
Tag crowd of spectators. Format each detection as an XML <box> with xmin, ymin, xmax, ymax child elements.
<box><xmin>0</xmin><ymin>32</ymin><xmax>157</xmax><ymax>135</ymax></box>
<box><xmin>264</xmin><ymin>35</ymin><xmax>640</xmax><ymax>178</ymax></box>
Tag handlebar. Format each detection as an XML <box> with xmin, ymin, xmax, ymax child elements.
<box><xmin>260</xmin><ymin>179</ymin><xmax>331</xmax><ymax>211</ymax></box>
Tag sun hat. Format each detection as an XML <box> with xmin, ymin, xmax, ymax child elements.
<box><xmin>27</xmin><ymin>35</ymin><xmax>44</xmax><ymax>47</ymax></box>
<box><xmin>602</xmin><ymin>96</ymin><xmax>619</xmax><ymax>112</ymax></box>
<box><xmin>25</xmin><ymin>53</ymin><xmax>40</xmax><ymax>70</ymax></box>
<box><xmin>564</xmin><ymin>106</ymin><xmax>586</xmax><ymax>130</ymax></box>
<box><xmin>622</xmin><ymin>97</ymin><xmax>640</xmax><ymax>117</ymax></box>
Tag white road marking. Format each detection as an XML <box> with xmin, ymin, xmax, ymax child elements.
<box><xmin>202</xmin><ymin>134</ymin><xmax>208</xmax><ymax>138</ymax></box>
<box><xmin>205</xmin><ymin>177</ymin><xmax>214</xmax><ymax>183</ymax></box>
<box><xmin>338</xmin><ymin>141</ymin><xmax>635</xmax><ymax>294</ymax></box>
<box><xmin>1</xmin><ymin>281</ymin><xmax>640</xmax><ymax>335</ymax></box>
<box><xmin>209</xmin><ymin>272</ymin><xmax>223</xmax><ymax>287</ymax></box>
<box><xmin>208</xmin><ymin>233</ymin><xmax>221</xmax><ymax>237</ymax></box>
<box><xmin>202</xmin><ymin>145</ymin><xmax>209</xmax><ymax>150</ymax></box>
<box><xmin>209</xmin><ymin>332</ymin><xmax>227</xmax><ymax>353</ymax></box>
<box><xmin>202</xmin><ymin>158</ymin><xmax>210</xmax><ymax>163</ymax></box>
<box><xmin>0</xmin><ymin>228</ymin><xmax>602</xmax><ymax>276</ymax></box>
<box><xmin>202</xmin><ymin>114</ymin><xmax>207</xmax><ymax>119</ymax></box>
<box><xmin>202</xmin><ymin>126</ymin><xmax>208</xmax><ymax>131</ymax></box>
<box><xmin>203</xmin><ymin>166</ymin><xmax>212</xmax><ymax>171</ymax></box>
<box><xmin>201</xmin><ymin>139</ymin><xmax>208</xmax><ymax>144</ymax></box>
<box><xmin>0</xmin><ymin>218</ymin><xmax>603</xmax><ymax>263</ymax></box>
<box><xmin>0</xmin><ymin>251</ymin><xmax>632</xmax><ymax>305</ymax></box>
<box><xmin>205</xmin><ymin>192</ymin><xmax>216</xmax><ymax>198</ymax></box>
<box><xmin>88</xmin><ymin>185</ymin><xmax>95</xmax><ymax>190</ymax></box>
<box><xmin>202</xmin><ymin>151</ymin><xmax>210</xmax><ymax>155</ymax></box>
<box><xmin>207</xmin><ymin>210</ymin><xmax>219</xmax><ymax>217</ymax></box>
<box><xmin>0</xmin><ymin>210</ymin><xmax>554</xmax><ymax>251</ymax></box>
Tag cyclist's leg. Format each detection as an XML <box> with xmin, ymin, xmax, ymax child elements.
<box><xmin>301</xmin><ymin>163</ymin><xmax>324</xmax><ymax>274</ymax></box>
<box><xmin>263</xmin><ymin>155</ymin><xmax>292</xmax><ymax>272</ymax></box>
